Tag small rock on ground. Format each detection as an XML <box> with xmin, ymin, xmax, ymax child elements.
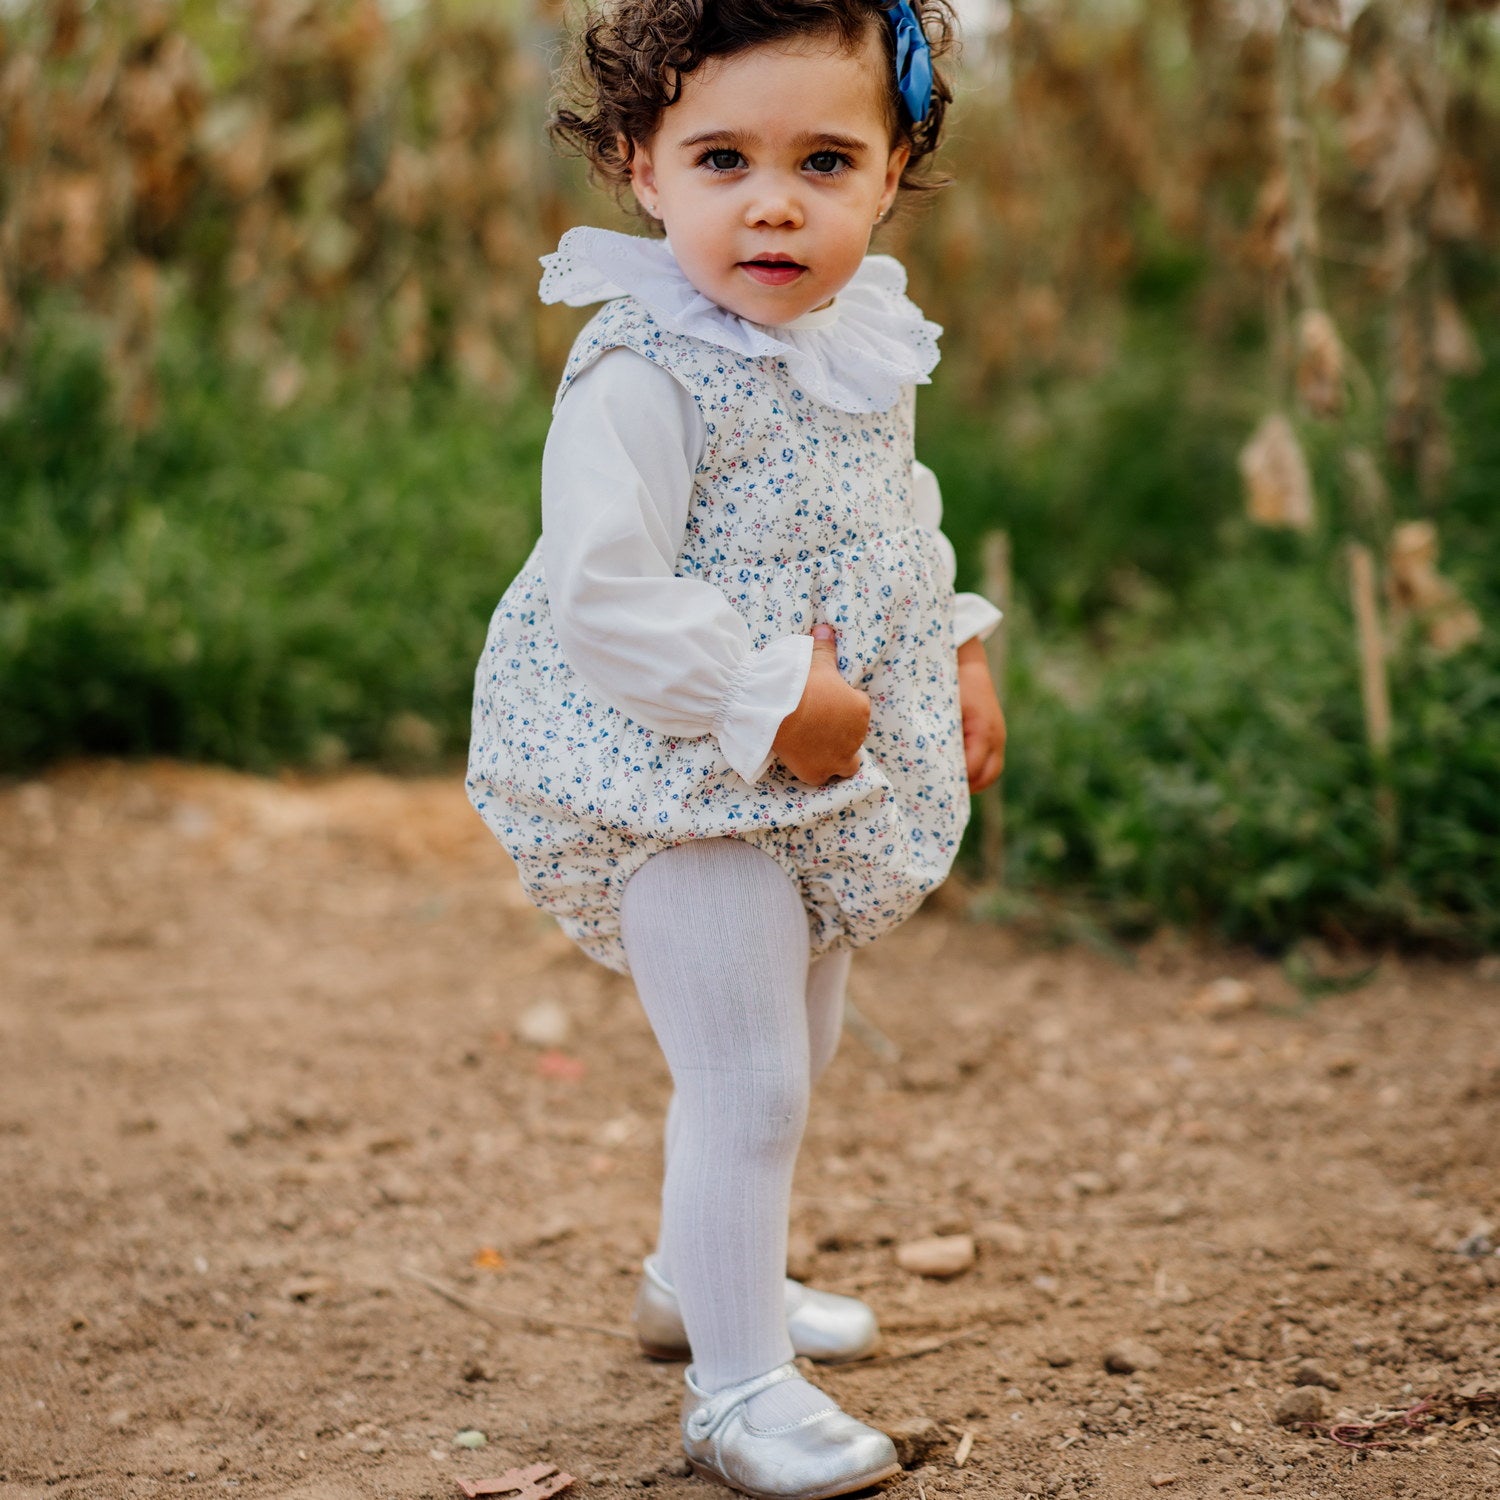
<box><xmin>885</xmin><ymin>1416</ymin><xmax>947</xmax><ymax>1468</ymax></box>
<box><xmin>1103</xmin><ymin>1339</ymin><xmax>1161</xmax><ymax>1374</ymax></box>
<box><xmin>515</xmin><ymin>998</ymin><xmax>571</xmax><ymax>1048</ymax></box>
<box><xmin>896</xmin><ymin>1233</ymin><xmax>976</xmax><ymax>1279</ymax></box>
<box><xmin>1274</xmin><ymin>1387</ymin><xmax>1330</xmax><ymax>1427</ymax></box>
<box><xmin>1291</xmin><ymin>1358</ymin><xmax>1340</xmax><ymax>1390</ymax></box>
<box><xmin>1186</xmin><ymin>977</ymin><xmax>1258</xmax><ymax>1019</ymax></box>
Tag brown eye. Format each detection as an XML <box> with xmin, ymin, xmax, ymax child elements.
<box><xmin>806</xmin><ymin>151</ymin><xmax>849</xmax><ymax>176</ymax></box>
<box><xmin>703</xmin><ymin>149</ymin><xmax>743</xmax><ymax>172</ymax></box>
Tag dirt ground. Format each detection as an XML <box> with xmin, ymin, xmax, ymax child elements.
<box><xmin>2</xmin><ymin>761</ymin><xmax>1498</xmax><ymax>1500</ymax></box>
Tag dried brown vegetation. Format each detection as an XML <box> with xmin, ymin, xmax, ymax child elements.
<box><xmin>2</xmin><ymin>0</ymin><xmax>556</xmax><ymax>420</ymax></box>
<box><xmin>4</xmin><ymin>2</ymin><xmax>1496</xmax><ymax>420</ymax></box>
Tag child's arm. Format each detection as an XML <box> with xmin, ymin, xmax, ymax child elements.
<box><xmin>541</xmin><ymin>349</ymin><xmax>833</xmax><ymax>786</ymax></box>
<box><xmin>910</xmin><ymin>458</ymin><xmax>1007</xmax><ymax>792</ymax></box>
<box><xmin>957</xmin><ymin>637</ymin><xmax>1006</xmax><ymax>793</ymax></box>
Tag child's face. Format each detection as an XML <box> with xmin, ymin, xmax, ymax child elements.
<box><xmin>625</xmin><ymin>27</ymin><xmax>910</xmax><ymax>325</ymax></box>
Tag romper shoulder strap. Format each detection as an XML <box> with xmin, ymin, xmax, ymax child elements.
<box><xmin>554</xmin><ymin>296</ymin><xmax>727</xmax><ymax>416</ymax></box>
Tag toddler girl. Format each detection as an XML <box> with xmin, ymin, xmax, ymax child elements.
<box><xmin>468</xmin><ymin>0</ymin><xmax>1005</xmax><ymax>1494</ymax></box>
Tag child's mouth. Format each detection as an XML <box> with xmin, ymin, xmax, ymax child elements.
<box><xmin>739</xmin><ymin>259</ymin><xmax>807</xmax><ymax>287</ymax></box>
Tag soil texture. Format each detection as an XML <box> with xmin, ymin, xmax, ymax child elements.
<box><xmin>2</xmin><ymin>762</ymin><xmax>1498</xmax><ymax>1500</ymax></box>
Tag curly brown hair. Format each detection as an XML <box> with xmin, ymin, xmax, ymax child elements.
<box><xmin>550</xmin><ymin>0</ymin><xmax>958</xmax><ymax>223</ymax></box>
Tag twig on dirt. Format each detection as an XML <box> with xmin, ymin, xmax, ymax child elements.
<box><xmin>841</xmin><ymin>1325</ymin><xmax>987</xmax><ymax>1368</ymax></box>
<box><xmin>842</xmin><ymin>999</ymin><xmax>901</xmax><ymax>1063</ymax></box>
<box><xmin>401</xmin><ymin>1266</ymin><xmax>633</xmax><ymax>1342</ymax></box>
<box><xmin>1297</xmin><ymin>1386</ymin><xmax>1499</xmax><ymax>1451</ymax></box>
<box><xmin>953</xmin><ymin>1430</ymin><xmax>974</xmax><ymax>1468</ymax></box>
<box><xmin>791</xmin><ymin>1192</ymin><xmax>929</xmax><ymax>1210</ymax></box>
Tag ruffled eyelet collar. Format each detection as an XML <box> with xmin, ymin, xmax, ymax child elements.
<box><xmin>538</xmin><ymin>226</ymin><xmax>942</xmax><ymax>415</ymax></box>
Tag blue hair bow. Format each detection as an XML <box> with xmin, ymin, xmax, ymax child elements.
<box><xmin>885</xmin><ymin>0</ymin><xmax>933</xmax><ymax>127</ymax></box>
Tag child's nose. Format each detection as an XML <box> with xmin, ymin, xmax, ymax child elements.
<box><xmin>743</xmin><ymin>182</ymin><xmax>804</xmax><ymax>230</ymax></box>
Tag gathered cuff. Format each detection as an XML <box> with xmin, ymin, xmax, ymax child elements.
<box><xmin>955</xmin><ymin>592</ymin><xmax>1003</xmax><ymax>646</ymax></box>
<box><xmin>711</xmin><ymin>634</ymin><xmax>816</xmax><ymax>787</ymax></box>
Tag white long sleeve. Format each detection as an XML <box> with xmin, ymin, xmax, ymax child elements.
<box><xmin>911</xmin><ymin>459</ymin><xmax>1005</xmax><ymax>646</ymax></box>
<box><xmin>542</xmin><ymin>348</ymin><xmax>812</xmax><ymax>786</ymax></box>
<box><xmin>541</xmin><ymin>349</ymin><xmax>1002</xmax><ymax>789</ymax></box>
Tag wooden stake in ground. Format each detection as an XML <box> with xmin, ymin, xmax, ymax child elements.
<box><xmin>980</xmin><ymin>530</ymin><xmax>1011</xmax><ymax>883</ymax></box>
<box><xmin>1348</xmin><ymin>543</ymin><xmax>1392</xmax><ymax>760</ymax></box>
<box><xmin>1348</xmin><ymin>542</ymin><xmax>1397</xmax><ymax>848</ymax></box>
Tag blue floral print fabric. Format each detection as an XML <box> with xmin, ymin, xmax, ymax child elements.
<box><xmin>467</xmin><ymin>289</ymin><xmax>969</xmax><ymax>975</ymax></box>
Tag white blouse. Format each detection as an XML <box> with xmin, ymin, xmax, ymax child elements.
<box><xmin>541</xmin><ymin>300</ymin><xmax>1002</xmax><ymax>786</ymax></box>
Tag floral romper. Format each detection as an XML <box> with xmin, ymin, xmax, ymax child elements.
<box><xmin>467</xmin><ymin>228</ymin><xmax>979</xmax><ymax>974</ymax></box>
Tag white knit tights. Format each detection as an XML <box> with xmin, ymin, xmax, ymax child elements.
<box><xmin>620</xmin><ymin>838</ymin><xmax>850</xmax><ymax>1426</ymax></box>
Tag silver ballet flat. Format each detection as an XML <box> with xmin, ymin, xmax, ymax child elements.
<box><xmin>681</xmin><ymin>1362</ymin><xmax>901</xmax><ymax>1500</ymax></box>
<box><xmin>633</xmin><ymin>1256</ymin><xmax>879</xmax><ymax>1363</ymax></box>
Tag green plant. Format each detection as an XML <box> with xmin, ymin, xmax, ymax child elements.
<box><xmin>0</xmin><ymin>307</ymin><xmax>548</xmax><ymax>769</ymax></box>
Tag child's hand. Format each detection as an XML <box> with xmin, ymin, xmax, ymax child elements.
<box><xmin>773</xmin><ymin>625</ymin><xmax>871</xmax><ymax>784</ymax></box>
<box><xmin>957</xmin><ymin>637</ymin><xmax>1006</xmax><ymax>793</ymax></box>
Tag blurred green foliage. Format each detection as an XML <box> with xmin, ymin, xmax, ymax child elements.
<box><xmin>1</xmin><ymin>305</ymin><xmax>547</xmax><ymax>770</ymax></box>
<box><xmin>1000</xmin><ymin>559</ymin><xmax>1500</xmax><ymax>952</ymax></box>
<box><xmin>932</xmin><ymin>263</ymin><xmax>1500</xmax><ymax>953</ymax></box>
